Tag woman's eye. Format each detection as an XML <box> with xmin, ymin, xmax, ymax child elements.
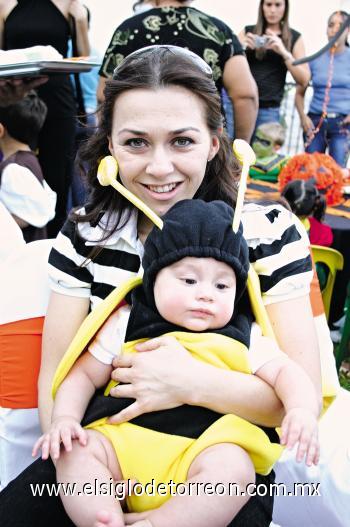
<box><xmin>173</xmin><ymin>137</ymin><xmax>193</xmax><ymax>147</ymax></box>
<box><xmin>125</xmin><ymin>138</ymin><xmax>147</xmax><ymax>148</ymax></box>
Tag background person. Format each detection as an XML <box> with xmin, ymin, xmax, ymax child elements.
<box><xmin>0</xmin><ymin>46</ymin><xmax>320</xmax><ymax>527</ymax></box>
<box><xmin>295</xmin><ymin>10</ymin><xmax>350</xmax><ymax>168</ymax></box>
<box><xmin>238</xmin><ymin>0</ymin><xmax>309</xmax><ymax>129</ymax></box>
<box><xmin>0</xmin><ymin>91</ymin><xmax>56</xmax><ymax>242</ymax></box>
<box><xmin>250</xmin><ymin>121</ymin><xmax>289</xmax><ymax>181</ymax></box>
<box><xmin>97</xmin><ymin>0</ymin><xmax>258</xmax><ymax>142</ymax></box>
<box><xmin>0</xmin><ymin>0</ymin><xmax>90</xmax><ymax>237</ymax></box>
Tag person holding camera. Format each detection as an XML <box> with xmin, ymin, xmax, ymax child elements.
<box><xmin>239</xmin><ymin>0</ymin><xmax>309</xmax><ymax>130</ymax></box>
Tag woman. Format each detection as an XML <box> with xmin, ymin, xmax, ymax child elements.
<box><xmin>97</xmin><ymin>0</ymin><xmax>258</xmax><ymax>143</ymax></box>
<box><xmin>0</xmin><ymin>46</ymin><xmax>321</xmax><ymax>527</ymax></box>
<box><xmin>295</xmin><ymin>10</ymin><xmax>350</xmax><ymax>168</ymax></box>
<box><xmin>239</xmin><ymin>0</ymin><xmax>309</xmax><ymax>128</ymax></box>
<box><xmin>0</xmin><ymin>0</ymin><xmax>90</xmax><ymax>236</ymax></box>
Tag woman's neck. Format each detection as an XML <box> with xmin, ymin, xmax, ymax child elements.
<box><xmin>137</xmin><ymin>214</ymin><xmax>154</xmax><ymax>244</ymax></box>
<box><xmin>333</xmin><ymin>42</ymin><xmax>346</xmax><ymax>54</ymax></box>
<box><xmin>266</xmin><ymin>23</ymin><xmax>282</xmax><ymax>34</ymax></box>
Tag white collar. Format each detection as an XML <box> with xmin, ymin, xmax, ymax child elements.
<box><xmin>78</xmin><ymin>208</ymin><xmax>139</xmax><ymax>249</ymax></box>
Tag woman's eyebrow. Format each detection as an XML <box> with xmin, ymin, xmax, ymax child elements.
<box><xmin>118</xmin><ymin>128</ymin><xmax>146</xmax><ymax>135</ymax></box>
<box><xmin>172</xmin><ymin>127</ymin><xmax>201</xmax><ymax>134</ymax></box>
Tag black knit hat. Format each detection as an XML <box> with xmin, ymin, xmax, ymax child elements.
<box><xmin>142</xmin><ymin>199</ymin><xmax>249</xmax><ymax>306</ymax></box>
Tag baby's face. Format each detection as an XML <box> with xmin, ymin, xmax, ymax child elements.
<box><xmin>154</xmin><ymin>257</ymin><xmax>236</xmax><ymax>332</ymax></box>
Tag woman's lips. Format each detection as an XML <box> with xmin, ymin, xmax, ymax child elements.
<box><xmin>141</xmin><ymin>181</ymin><xmax>183</xmax><ymax>200</ymax></box>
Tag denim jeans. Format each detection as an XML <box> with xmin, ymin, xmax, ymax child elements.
<box><xmin>305</xmin><ymin>113</ymin><xmax>350</xmax><ymax>167</ymax></box>
<box><xmin>255</xmin><ymin>107</ymin><xmax>281</xmax><ymax>128</ymax></box>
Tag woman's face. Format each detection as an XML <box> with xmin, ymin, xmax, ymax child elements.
<box><xmin>262</xmin><ymin>0</ymin><xmax>286</xmax><ymax>26</ymax></box>
<box><xmin>327</xmin><ymin>13</ymin><xmax>349</xmax><ymax>47</ymax></box>
<box><xmin>108</xmin><ymin>86</ymin><xmax>219</xmax><ymax>219</ymax></box>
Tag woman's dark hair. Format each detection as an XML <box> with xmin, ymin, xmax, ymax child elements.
<box><xmin>281</xmin><ymin>179</ymin><xmax>326</xmax><ymax>221</ymax></box>
<box><xmin>75</xmin><ymin>46</ymin><xmax>240</xmax><ymax>242</ymax></box>
<box><xmin>328</xmin><ymin>10</ymin><xmax>349</xmax><ymax>47</ymax></box>
<box><xmin>254</xmin><ymin>0</ymin><xmax>292</xmax><ymax>56</ymax></box>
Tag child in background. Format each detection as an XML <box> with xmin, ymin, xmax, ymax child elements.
<box><xmin>281</xmin><ymin>178</ymin><xmax>333</xmax><ymax>247</ymax></box>
<box><xmin>0</xmin><ymin>91</ymin><xmax>56</xmax><ymax>242</ymax></box>
<box><xmin>33</xmin><ymin>200</ymin><xmax>319</xmax><ymax>527</ymax></box>
<box><xmin>281</xmin><ymin>179</ymin><xmax>333</xmax><ymax>291</ymax></box>
<box><xmin>250</xmin><ymin>122</ymin><xmax>289</xmax><ymax>182</ymax></box>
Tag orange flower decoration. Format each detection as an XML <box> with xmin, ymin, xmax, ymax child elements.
<box><xmin>278</xmin><ymin>152</ymin><xmax>344</xmax><ymax>206</ymax></box>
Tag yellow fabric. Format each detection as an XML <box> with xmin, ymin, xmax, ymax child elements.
<box><xmin>52</xmin><ymin>276</ymin><xmax>142</xmax><ymax>398</ymax></box>
<box><xmin>90</xmin><ymin>332</ymin><xmax>282</xmax><ymax>511</ymax></box>
<box><xmin>86</xmin><ymin>414</ymin><xmax>282</xmax><ymax>512</ymax></box>
<box><xmin>311</xmin><ymin>245</ymin><xmax>344</xmax><ymax>320</ymax></box>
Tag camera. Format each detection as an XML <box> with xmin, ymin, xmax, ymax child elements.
<box><xmin>255</xmin><ymin>35</ymin><xmax>268</xmax><ymax>48</ymax></box>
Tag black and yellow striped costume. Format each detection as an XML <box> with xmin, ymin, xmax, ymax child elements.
<box><xmin>53</xmin><ymin>200</ymin><xmax>284</xmax><ymax>512</ymax></box>
<box><xmin>53</xmin><ymin>281</ymin><xmax>282</xmax><ymax>512</ymax></box>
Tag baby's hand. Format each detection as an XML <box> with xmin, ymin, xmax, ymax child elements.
<box><xmin>32</xmin><ymin>416</ymin><xmax>87</xmax><ymax>461</ymax></box>
<box><xmin>280</xmin><ymin>408</ymin><xmax>319</xmax><ymax>466</ymax></box>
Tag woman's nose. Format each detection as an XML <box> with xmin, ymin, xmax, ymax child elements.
<box><xmin>145</xmin><ymin>147</ymin><xmax>174</xmax><ymax>178</ymax></box>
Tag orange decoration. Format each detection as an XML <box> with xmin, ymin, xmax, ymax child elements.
<box><xmin>278</xmin><ymin>152</ymin><xmax>344</xmax><ymax>206</ymax></box>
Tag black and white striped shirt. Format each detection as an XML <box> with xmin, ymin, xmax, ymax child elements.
<box><xmin>48</xmin><ymin>204</ymin><xmax>312</xmax><ymax>311</ymax></box>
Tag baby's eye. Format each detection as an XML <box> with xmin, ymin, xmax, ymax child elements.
<box><xmin>180</xmin><ymin>277</ymin><xmax>197</xmax><ymax>285</ymax></box>
<box><xmin>173</xmin><ymin>137</ymin><xmax>193</xmax><ymax>147</ymax></box>
<box><xmin>125</xmin><ymin>138</ymin><xmax>147</xmax><ymax>148</ymax></box>
<box><xmin>216</xmin><ymin>283</ymin><xmax>229</xmax><ymax>290</ymax></box>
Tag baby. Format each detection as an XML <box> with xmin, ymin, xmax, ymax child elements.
<box><xmin>34</xmin><ymin>200</ymin><xmax>320</xmax><ymax>527</ymax></box>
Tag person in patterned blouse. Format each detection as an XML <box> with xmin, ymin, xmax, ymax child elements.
<box><xmin>97</xmin><ymin>0</ymin><xmax>258</xmax><ymax>142</ymax></box>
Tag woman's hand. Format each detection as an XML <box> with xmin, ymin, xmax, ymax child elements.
<box><xmin>342</xmin><ymin>114</ymin><xmax>350</xmax><ymax>126</ymax></box>
<box><xmin>32</xmin><ymin>416</ymin><xmax>87</xmax><ymax>461</ymax></box>
<box><xmin>243</xmin><ymin>32</ymin><xmax>259</xmax><ymax>50</ymax></box>
<box><xmin>107</xmin><ymin>336</ymin><xmax>196</xmax><ymax>424</ymax></box>
<box><xmin>301</xmin><ymin>115</ymin><xmax>315</xmax><ymax>139</ymax></box>
<box><xmin>264</xmin><ymin>29</ymin><xmax>289</xmax><ymax>58</ymax></box>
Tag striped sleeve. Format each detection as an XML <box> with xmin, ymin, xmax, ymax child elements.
<box><xmin>242</xmin><ymin>204</ymin><xmax>313</xmax><ymax>305</ymax></box>
<box><xmin>48</xmin><ymin>218</ymin><xmax>94</xmax><ymax>298</ymax></box>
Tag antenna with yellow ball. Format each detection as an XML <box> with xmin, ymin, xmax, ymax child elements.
<box><xmin>231</xmin><ymin>139</ymin><xmax>256</xmax><ymax>233</ymax></box>
<box><xmin>97</xmin><ymin>156</ymin><xmax>164</xmax><ymax>230</ymax></box>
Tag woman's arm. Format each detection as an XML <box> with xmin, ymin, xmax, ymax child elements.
<box><xmin>266</xmin><ymin>294</ymin><xmax>323</xmax><ymax>405</ymax></box>
<box><xmin>285</xmin><ymin>35</ymin><xmax>310</xmax><ymax>87</ymax></box>
<box><xmin>222</xmin><ymin>55</ymin><xmax>258</xmax><ymax>142</ymax></box>
<box><xmin>108</xmin><ymin>336</ymin><xmax>284</xmax><ymax>427</ymax></box>
<box><xmin>295</xmin><ymin>83</ymin><xmax>314</xmax><ymax>135</ymax></box>
<box><xmin>68</xmin><ymin>0</ymin><xmax>90</xmax><ymax>56</ymax></box>
<box><xmin>38</xmin><ymin>291</ymin><xmax>89</xmax><ymax>433</ymax></box>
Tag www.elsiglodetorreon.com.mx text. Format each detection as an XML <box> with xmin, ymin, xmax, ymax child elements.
<box><xmin>29</xmin><ymin>479</ymin><xmax>321</xmax><ymax>500</ymax></box>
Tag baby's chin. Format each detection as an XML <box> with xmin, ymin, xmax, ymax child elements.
<box><xmin>181</xmin><ymin>320</ymin><xmax>220</xmax><ymax>332</ymax></box>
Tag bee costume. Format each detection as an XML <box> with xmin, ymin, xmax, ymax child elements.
<box><xmin>51</xmin><ymin>143</ymin><xmax>333</xmax><ymax>512</ymax></box>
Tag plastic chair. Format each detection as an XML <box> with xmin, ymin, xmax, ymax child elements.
<box><xmin>311</xmin><ymin>245</ymin><xmax>344</xmax><ymax>321</ymax></box>
<box><xmin>335</xmin><ymin>281</ymin><xmax>350</xmax><ymax>370</ymax></box>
